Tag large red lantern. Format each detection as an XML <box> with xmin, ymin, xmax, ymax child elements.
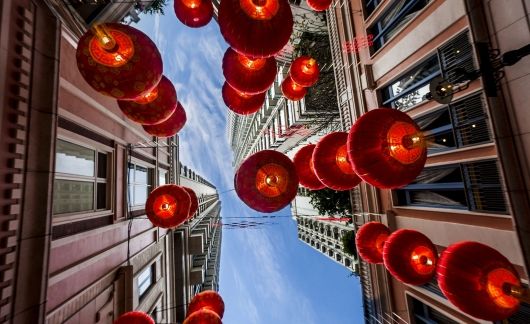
<box><xmin>383</xmin><ymin>229</ymin><xmax>437</xmax><ymax>285</ymax></box>
<box><xmin>187</xmin><ymin>290</ymin><xmax>225</xmax><ymax>318</ymax></box>
<box><xmin>293</xmin><ymin>144</ymin><xmax>325</xmax><ymax>190</ymax></box>
<box><xmin>182</xmin><ymin>187</ymin><xmax>199</xmax><ymax>219</ymax></box>
<box><xmin>223</xmin><ymin>47</ymin><xmax>277</xmax><ymax>95</ymax></box>
<box><xmin>143</xmin><ymin>101</ymin><xmax>187</xmax><ymax>137</ymax></box>
<box><xmin>235</xmin><ymin>150</ymin><xmax>299</xmax><ymax>213</ymax></box>
<box><xmin>218</xmin><ymin>0</ymin><xmax>293</xmax><ymax>58</ymax></box>
<box><xmin>114</xmin><ymin>311</ymin><xmax>154</xmax><ymax>324</ymax></box>
<box><xmin>313</xmin><ymin>132</ymin><xmax>361</xmax><ymax>191</ymax></box>
<box><xmin>174</xmin><ymin>0</ymin><xmax>213</xmax><ymax>28</ymax></box>
<box><xmin>306</xmin><ymin>0</ymin><xmax>332</xmax><ymax>11</ymax></box>
<box><xmin>183</xmin><ymin>309</ymin><xmax>222</xmax><ymax>324</ymax></box>
<box><xmin>281</xmin><ymin>76</ymin><xmax>307</xmax><ymax>101</ymax></box>
<box><xmin>145</xmin><ymin>184</ymin><xmax>191</xmax><ymax>228</ymax></box>
<box><xmin>76</xmin><ymin>23</ymin><xmax>163</xmax><ymax>100</ymax></box>
<box><xmin>289</xmin><ymin>56</ymin><xmax>319</xmax><ymax>87</ymax></box>
<box><xmin>347</xmin><ymin>108</ymin><xmax>427</xmax><ymax>189</ymax></box>
<box><xmin>222</xmin><ymin>82</ymin><xmax>265</xmax><ymax>115</ymax></box>
<box><xmin>356</xmin><ymin>222</ymin><xmax>391</xmax><ymax>264</ymax></box>
<box><xmin>437</xmin><ymin>241</ymin><xmax>522</xmax><ymax>321</ymax></box>
<box><xmin>118</xmin><ymin>75</ymin><xmax>177</xmax><ymax>125</ymax></box>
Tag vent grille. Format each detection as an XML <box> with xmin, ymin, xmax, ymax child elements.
<box><xmin>464</xmin><ymin>160</ymin><xmax>507</xmax><ymax>213</ymax></box>
<box><xmin>439</xmin><ymin>32</ymin><xmax>475</xmax><ymax>84</ymax></box>
<box><xmin>451</xmin><ymin>94</ymin><xmax>491</xmax><ymax>146</ymax></box>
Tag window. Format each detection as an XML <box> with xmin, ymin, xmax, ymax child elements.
<box><xmin>369</xmin><ymin>0</ymin><xmax>431</xmax><ymax>52</ymax></box>
<box><xmin>363</xmin><ymin>0</ymin><xmax>383</xmax><ymax>18</ymax></box>
<box><xmin>410</xmin><ymin>297</ymin><xmax>458</xmax><ymax>324</ymax></box>
<box><xmin>394</xmin><ymin>160</ymin><xmax>507</xmax><ymax>213</ymax></box>
<box><xmin>128</xmin><ymin>163</ymin><xmax>152</xmax><ymax>207</ymax></box>
<box><xmin>138</xmin><ymin>263</ymin><xmax>155</xmax><ymax>299</ymax></box>
<box><xmin>53</xmin><ymin>139</ymin><xmax>109</xmax><ymax>215</ymax></box>
<box><xmin>158</xmin><ymin>169</ymin><xmax>168</xmax><ymax>186</ymax></box>
<box><xmin>380</xmin><ymin>32</ymin><xmax>474</xmax><ymax>111</ymax></box>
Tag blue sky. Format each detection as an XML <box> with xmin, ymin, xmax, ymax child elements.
<box><xmin>134</xmin><ymin>5</ymin><xmax>363</xmax><ymax>323</ymax></box>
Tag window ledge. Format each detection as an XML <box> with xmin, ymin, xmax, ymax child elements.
<box><xmin>426</xmin><ymin>142</ymin><xmax>495</xmax><ymax>159</ymax></box>
<box><xmin>392</xmin><ymin>205</ymin><xmax>511</xmax><ymax>219</ymax></box>
<box><xmin>53</xmin><ymin>210</ymin><xmax>113</xmax><ymax>225</ymax></box>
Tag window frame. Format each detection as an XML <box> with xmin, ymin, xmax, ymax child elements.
<box><xmin>127</xmin><ymin>158</ymin><xmax>155</xmax><ymax>210</ymax></box>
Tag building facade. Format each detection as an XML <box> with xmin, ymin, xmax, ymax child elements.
<box><xmin>0</xmin><ymin>1</ymin><xmax>221</xmax><ymax>323</ymax></box>
<box><xmin>326</xmin><ymin>0</ymin><xmax>530</xmax><ymax>322</ymax></box>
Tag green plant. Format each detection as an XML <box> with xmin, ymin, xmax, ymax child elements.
<box><xmin>341</xmin><ymin>230</ymin><xmax>357</xmax><ymax>258</ymax></box>
<box><xmin>135</xmin><ymin>0</ymin><xmax>168</xmax><ymax>15</ymax></box>
<box><xmin>307</xmin><ymin>187</ymin><xmax>352</xmax><ymax>216</ymax></box>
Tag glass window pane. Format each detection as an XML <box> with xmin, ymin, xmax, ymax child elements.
<box><xmin>97</xmin><ymin>152</ymin><xmax>107</xmax><ymax>178</ymax></box>
<box><xmin>138</xmin><ymin>265</ymin><xmax>153</xmax><ymax>298</ymax></box>
<box><xmin>56</xmin><ymin>140</ymin><xmax>95</xmax><ymax>177</ymax></box>
<box><xmin>159</xmin><ymin>170</ymin><xmax>167</xmax><ymax>185</ymax></box>
<box><xmin>53</xmin><ymin>180</ymin><xmax>94</xmax><ymax>214</ymax></box>
<box><xmin>135</xmin><ymin>165</ymin><xmax>148</xmax><ymax>184</ymax></box>
<box><xmin>97</xmin><ymin>182</ymin><xmax>107</xmax><ymax>210</ymax></box>
<box><xmin>134</xmin><ymin>185</ymin><xmax>148</xmax><ymax>205</ymax></box>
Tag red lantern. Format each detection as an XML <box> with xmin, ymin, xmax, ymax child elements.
<box><xmin>174</xmin><ymin>0</ymin><xmax>213</xmax><ymax>28</ymax></box>
<box><xmin>222</xmin><ymin>82</ymin><xmax>265</xmax><ymax>115</ymax></box>
<box><xmin>114</xmin><ymin>311</ymin><xmax>154</xmax><ymax>324</ymax></box>
<box><xmin>437</xmin><ymin>241</ymin><xmax>522</xmax><ymax>321</ymax></box>
<box><xmin>306</xmin><ymin>0</ymin><xmax>332</xmax><ymax>11</ymax></box>
<box><xmin>145</xmin><ymin>185</ymin><xmax>191</xmax><ymax>228</ymax></box>
<box><xmin>281</xmin><ymin>76</ymin><xmax>307</xmax><ymax>101</ymax></box>
<box><xmin>218</xmin><ymin>0</ymin><xmax>293</xmax><ymax>58</ymax></box>
<box><xmin>76</xmin><ymin>23</ymin><xmax>163</xmax><ymax>100</ymax></box>
<box><xmin>143</xmin><ymin>101</ymin><xmax>187</xmax><ymax>137</ymax></box>
<box><xmin>182</xmin><ymin>187</ymin><xmax>199</xmax><ymax>219</ymax></box>
<box><xmin>118</xmin><ymin>75</ymin><xmax>177</xmax><ymax>125</ymax></box>
<box><xmin>312</xmin><ymin>132</ymin><xmax>361</xmax><ymax>191</ymax></box>
<box><xmin>223</xmin><ymin>47</ymin><xmax>277</xmax><ymax>95</ymax></box>
<box><xmin>235</xmin><ymin>150</ymin><xmax>299</xmax><ymax>213</ymax></box>
<box><xmin>183</xmin><ymin>309</ymin><xmax>222</xmax><ymax>324</ymax></box>
<box><xmin>383</xmin><ymin>229</ymin><xmax>437</xmax><ymax>285</ymax></box>
<box><xmin>293</xmin><ymin>144</ymin><xmax>325</xmax><ymax>190</ymax></box>
<box><xmin>187</xmin><ymin>290</ymin><xmax>225</xmax><ymax>318</ymax></box>
<box><xmin>347</xmin><ymin>108</ymin><xmax>427</xmax><ymax>189</ymax></box>
<box><xmin>289</xmin><ymin>56</ymin><xmax>319</xmax><ymax>87</ymax></box>
<box><xmin>356</xmin><ymin>222</ymin><xmax>390</xmax><ymax>264</ymax></box>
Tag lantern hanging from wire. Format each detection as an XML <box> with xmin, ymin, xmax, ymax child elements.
<box><xmin>223</xmin><ymin>47</ymin><xmax>277</xmax><ymax>95</ymax></box>
<box><xmin>183</xmin><ymin>309</ymin><xmax>222</xmax><ymax>324</ymax></box>
<box><xmin>235</xmin><ymin>150</ymin><xmax>299</xmax><ymax>213</ymax></box>
<box><xmin>293</xmin><ymin>144</ymin><xmax>325</xmax><ymax>190</ymax></box>
<box><xmin>289</xmin><ymin>56</ymin><xmax>319</xmax><ymax>87</ymax></box>
<box><xmin>76</xmin><ymin>23</ymin><xmax>163</xmax><ymax>100</ymax></box>
<box><xmin>312</xmin><ymin>132</ymin><xmax>361</xmax><ymax>191</ymax></box>
<box><xmin>145</xmin><ymin>184</ymin><xmax>191</xmax><ymax>228</ymax></box>
<box><xmin>174</xmin><ymin>0</ymin><xmax>213</xmax><ymax>28</ymax></box>
<box><xmin>383</xmin><ymin>229</ymin><xmax>438</xmax><ymax>285</ymax></box>
<box><xmin>187</xmin><ymin>290</ymin><xmax>225</xmax><ymax>319</ymax></box>
<box><xmin>437</xmin><ymin>241</ymin><xmax>523</xmax><ymax>321</ymax></box>
<box><xmin>222</xmin><ymin>82</ymin><xmax>265</xmax><ymax>115</ymax></box>
<box><xmin>182</xmin><ymin>187</ymin><xmax>199</xmax><ymax>219</ymax></box>
<box><xmin>118</xmin><ymin>75</ymin><xmax>177</xmax><ymax>125</ymax></box>
<box><xmin>306</xmin><ymin>0</ymin><xmax>332</xmax><ymax>11</ymax></box>
<box><xmin>347</xmin><ymin>108</ymin><xmax>427</xmax><ymax>189</ymax></box>
<box><xmin>143</xmin><ymin>101</ymin><xmax>187</xmax><ymax>137</ymax></box>
<box><xmin>356</xmin><ymin>222</ymin><xmax>391</xmax><ymax>264</ymax></box>
<box><xmin>218</xmin><ymin>0</ymin><xmax>293</xmax><ymax>58</ymax></box>
<box><xmin>281</xmin><ymin>76</ymin><xmax>307</xmax><ymax>101</ymax></box>
<box><xmin>114</xmin><ymin>311</ymin><xmax>154</xmax><ymax>324</ymax></box>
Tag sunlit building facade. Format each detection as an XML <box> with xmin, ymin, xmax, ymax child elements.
<box><xmin>327</xmin><ymin>0</ymin><xmax>530</xmax><ymax>322</ymax></box>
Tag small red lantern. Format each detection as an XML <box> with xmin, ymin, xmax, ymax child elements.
<box><xmin>312</xmin><ymin>132</ymin><xmax>361</xmax><ymax>191</ymax></box>
<box><xmin>281</xmin><ymin>76</ymin><xmax>307</xmax><ymax>101</ymax></box>
<box><xmin>306</xmin><ymin>0</ymin><xmax>332</xmax><ymax>11</ymax></box>
<box><xmin>235</xmin><ymin>150</ymin><xmax>299</xmax><ymax>213</ymax></box>
<box><xmin>174</xmin><ymin>0</ymin><xmax>213</xmax><ymax>28</ymax></box>
<box><xmin>383</xmin><ymin>229</ymin><xmax>437</xmax><ymax>285</ymax></box>
<box><xmin>289</xmin><ymin>56</ymin><xmax>319</xmax><ymax>87</ymax></box>
<box><xmin>347</xmin><ymin>108</ymin><xmax>427</xmax><ymax>189</ymax></box>
<box><xmin>356</xmin><ymin>222</ymin><xmax>390</xmax><ymax>264</ymax></box>
<box><xmin>437</xmin><ymin>241</ymin><xmax>522</xmax><ymax>321</ymax></box>
<box><xmin>222</xmin><ymin>82</ymin><xmax>265</xmax><ymax>115</ymax></box>
<box><xmin>76</xmin><ymin>23</ymin><xmax>163</xmax><ymax>100</ymax></box>
<box><xmin>293</xmin><ymin>144</ymin><xmax>325</xmax><ymax>190</ymax></box>
<box><xmin>183</xmin><ymin>309</ymin><xmax>222</xmax><ymax>324</ymax></box>
<box><xmin>143</xmin><ymin>101</ymin><xmax>187</xmax><ymax>137</ymax></box>
<box><xmin>118</xmin><ymin>75</ymin><xmax>177</xmax><ymax>125</ymax></box>
<box><xmin>114</xmin><ymin>311</ymin><xmax>154</xmax><ymax>324</ymax></box>
<box><xmin>145</xmin><ymin>185</ymin><xmax>191</xmax><ymax>228</ymax></box>
<box><xmin>182</xmin><ymin>187</ymin><xmax>199</xmax><ymax>219</ymax></box>
<box><xmin>187</xmin><ymin>290</ymin><xmax>225</xmax><ymax>318</ymax></box>
<box><xmin>218</xmin><ymin>0</ymin><xmax>293</xmax><ymax>58</ymax></box>
<box><xmin>223</xmin><ymin>47</ymin><xmax>277</xmax><ymax>95</ymax></box>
